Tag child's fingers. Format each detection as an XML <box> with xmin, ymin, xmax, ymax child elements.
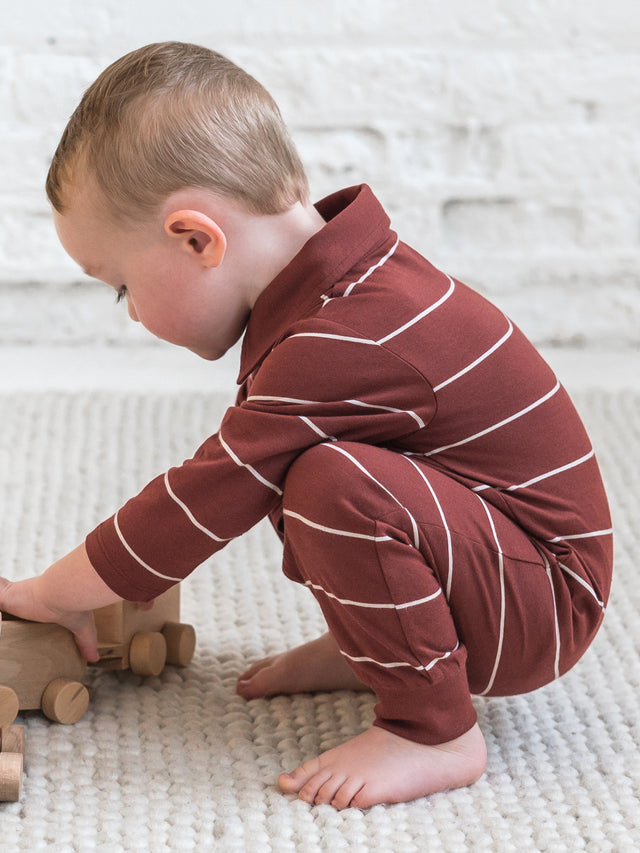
<box><xmin>72</xmin><ymin>631</ymin><xmax>100</xmax><ymax>663</ymax></box>
<box><xmin>63</xmin><ymin>612</ymin><xmax>100</xmax><ymax>663</ymax></box>
<box><xmin>0</xmin><ymin>577</ymin><xmax>36</xmax><ymax>620</ymax></box>
<box><xmin>0</xmin><ymin>576</ymin><xmax>62</xmax><ymax>625</ymax></box>
<box><xmin>0</xmin><ymin>576</ymin><xmax>99</xmax><ymax>662</ymax></box>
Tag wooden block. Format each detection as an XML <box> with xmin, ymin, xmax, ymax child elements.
<box><xmin>92</xmin><ymin>600</ymin><xmax>125</xmax><ymax>645</ymax></box>
<box><xmin>0</xmin><ymin>752</ymin><xmax>22</xmax><ymax>802</ymax></box>
<box><xmin>121</xmin><ymin>587</ymin><xmax>180</xmax><ymax>638</ymax></box>
<box><xmin>94</xmin><ymin>587</ymin><xmax>180</xmax><ymax>646</ymax></box>
<box><xmin>0</xmin><ymin>725</ymin><xmax>25</xmax><ymax>755</ymax></box>
<box><xmin>94</xmin><ymin>588</ymin><xmax>185</xmax><ymax>672</ymax></box>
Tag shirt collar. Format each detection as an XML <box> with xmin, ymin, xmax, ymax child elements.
<box><xmin>238</xmin><ymin>184</ymin><xmax>392</xmax><ymax>384</ymax></box>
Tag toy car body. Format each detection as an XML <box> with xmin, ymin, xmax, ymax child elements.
<box><xmin>0</xmin><ymin>614</ymin><xmax>88</xmax><ymax>729</ymax></box>
<box><xmin>94</xmin><ymin>586</ymin><xmax>195</xmax><ymax>676</ymax></box>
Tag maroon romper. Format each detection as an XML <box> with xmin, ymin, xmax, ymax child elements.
<box><xmin>86</xmin><ymin>185</ymin><xmax>613</xmax><ymax>745</ymax></box>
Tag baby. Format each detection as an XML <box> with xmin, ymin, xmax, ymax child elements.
<box><xmin>0</xmin><ymin>42</ymin><xmax>613</xmax><ymax>810</ymax></box>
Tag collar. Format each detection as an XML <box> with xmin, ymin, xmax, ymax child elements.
<box><xmin>238</xmin><ymin>184</ymin><xmax>393</xmax><ymax>384</ymax></box>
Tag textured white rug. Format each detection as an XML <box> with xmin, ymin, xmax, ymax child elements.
<box><xmin>0</xmin><ymin>390</ymin><xmax>638</xmax><ymax>852</ymax></box>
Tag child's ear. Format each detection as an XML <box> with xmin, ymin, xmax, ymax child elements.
<box><xmin>163</xmin><ymin>210</ymin><xmax>227</xmax><ymax>268</ymax></box>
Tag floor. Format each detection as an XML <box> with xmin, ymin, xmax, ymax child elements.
<box><xmin>1</xmin><ymin>376</ymin><xmax>637</xmax><ymax>849</ymax></box>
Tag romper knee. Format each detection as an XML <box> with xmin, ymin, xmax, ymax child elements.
<box><xmin>282</xmin><ymin>441</ymin><xmax>403</xmax><ymax>542</ymax></box>
<box><xmin>283</xmin><ymin>442</ymin><xmax>355</xmax><ymax>512</ymax></box>
<box><xmin>280</xmin><ymin>443</ymin><xmax>364</xmax><ymax>584</ymax></box>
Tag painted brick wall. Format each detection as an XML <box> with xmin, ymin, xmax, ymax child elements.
<box><xmin>1</xmin><ymin>0</ymin><xmax>638</xmax><ymax>349</ymax></box>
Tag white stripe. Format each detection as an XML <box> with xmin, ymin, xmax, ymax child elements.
<box><xmin>283</xmin><ymin>509</ymin><xmax>393</xmax><ymax>542</ymax></box>
<box><xmin>114</xmin><ymin>511</ymin><xmax>182</xmax><ymax>582</ymax></box>
<box><xmin>547</xmin><ymin>528</ymin><xmax>613</xmax><ymax>543</ymax></box>
<box><xmin>404</xmin><ymin>457</ymin><xmax>454</xmax><ymax>599</ymax></box>
<box><xmin>558</xmin><ymin>562</ymin><xmax>605</xmax><ymax>611</ymax></box>
<box><xmin>472</xmin><ymin>448</ymin><xmax>595</xmax><ymax>494</ymax></box>
<box><xmin>327</xmin><ymin>444</ymin><xmax>420</xmax><ymax>548</ymax></box>
<box><xmin>248</xmin><ymin>394</ymin><xmax>322</xmax><ymax>405</ymax></box>
<box><xmin>376</xmin><ymin>277</ymin><xmax>456</xmax><ymax>345</ymax></box>
<box><xmin>506</xmin><ymin>450</ymin><xmax>595</xmax><ymax>492</ymax></box>
<box><xmin>289</xmin><ymin>332</ymin><xmax>378</xmax><ymax>345</ymax></box>
<box><xmin>303</xmin><ymin>579</ymin><xmax>442</xmax><ymax>610</ymax></box>
<box><xmin>247</xmin><ymin>394</ymin><xmax>425</xmax><ymax>429</ymax></box>
<box><xmin>541</xmin><ymin>550</ymin><xmax>561</xmax><ymax>679</ymax></box>
<box><xmin>290</xmin><ymin>275</ymin><xmax>454</xmax><ymax>349</ymax></box>
<box><xmin>341</xmin><ymin>642</ymin><xmax>459</xmax><ymax>673</ymax></box>
<box><xmin>476</xmin><ymin>497</ymin><xmax>506</xmax><ymax>696</ymax></box>
<box><xmin>298</xmin><ymin>416</ymin><xmax>336</xmax><ymax>441</ymax></box>
<box><xmin>425</xmin><ymin>380</ymin><xmax>561</xmax><ymax>457</ymax></box>
<box><xmin>343</xmin><ymin>399</ymin><xmax>425</xmax><ymax>429</ymax></box>
<box><xmin>396</xmin><ymin>591</ymin><xmax>443</xmax><ymax>611</ymax></box>
<box><xmin>164</xmin><ymin>472</ymin><xmax>230</xmax><ymax>543</ymax></box>
<box><xmin>433</xmin><ymin>319</ymin><xmax>514</xmax><ymax>392</ymax></box>
<box><xmin>343</xmin><ymin>237</ymin><xmax>400</xmax><ymax>297</ymax></box>
<box><xmin>219</xmin><ymin>432</ymin><xmax>283</xmax><ymax>496</ymax></box>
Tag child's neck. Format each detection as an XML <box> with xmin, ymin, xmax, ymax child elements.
<box><xmin>223</xmin><ymin>200</ymin><xmax>326</xmax><ymax>308</ymax></box>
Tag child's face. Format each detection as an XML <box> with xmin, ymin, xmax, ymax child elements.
<box><xmin>53</xmin><ymin>185</ymin><xmax>251</xmax><ymax>360</ymax></box>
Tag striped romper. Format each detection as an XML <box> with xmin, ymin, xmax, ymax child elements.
<box><xmin>86</xmin><ymin>185</ymin><xmax>613</xmax><ymax>745</ymax></box>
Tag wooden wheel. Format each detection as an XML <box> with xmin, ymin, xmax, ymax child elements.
<box><xmin>0</xmin><ymin>686</ymin><xmax>19</xmax><ymax>729</ymax></box>
<box><xmin>129</xmin><ymin>632</ymin><xmax>167</xmax><ymax>676</ymax></box>
<box><xmin>0</xmin><ymin>725</ymin><xmax>25</xmax><ymax>755</ymax></box>
<box><xmin>41</xmin><ymin>678</ymin><xmax>90</xmax><ymax>725</ymax></box>
<box><xmin>0</xmin><ymin>752</ymin><xmax>22</xmax><ymax>802</ymax></box>
<box><xmin>162</xmin><ymin>622</ymin><xmax>196</xmax><ymax>667</ymax></box>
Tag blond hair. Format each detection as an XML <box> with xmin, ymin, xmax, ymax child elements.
<box><xmin>46</xmin><ymin>42</ymin><xmax>309</xmax><ymax>220</ymax></box>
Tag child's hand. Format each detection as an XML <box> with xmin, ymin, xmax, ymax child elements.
<box><xmin>0</xmin><ymin>576</ymin><xmax>100</xmax><ymax>662</ymax></box>
<box><xmin>0</xmin><ymin>542</ymin><xmax>122</xmax><ymax>662</ymax></box>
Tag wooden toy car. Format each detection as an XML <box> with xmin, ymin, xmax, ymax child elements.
<box><xmin>94</xmin><ymin>587</ymin><xmax>195</xmax><ymax>676</ymax></box>
<box><xmin>0</xmin><ymin>586</ymin><xmax>195</xmax><ymax>801</ymax></box>
<box><xmin>0</xmin><ymin>613</ymin><xmax>89</xmax><ymax>801</ymax></box>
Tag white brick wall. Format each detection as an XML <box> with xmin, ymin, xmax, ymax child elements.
<box><xmin>1</xmin><ymin>0</ymin><xmax>639</xmax><ymax>349</ymax></box>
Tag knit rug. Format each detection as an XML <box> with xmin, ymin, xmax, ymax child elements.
<box><xmin>0</xmin><ymin>390</ymin><xmax>638</xmax><ymax>852</ymax></box>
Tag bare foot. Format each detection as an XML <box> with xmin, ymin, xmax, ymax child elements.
<box><xmin>278</xmin><ymin>723</ymin><xmax>487</xmax><ymax>809</ymax></box>
<box><xmin>236</xmin><ymin>632</ymin><xmax>371</xmax><ymax>699</ymax></box>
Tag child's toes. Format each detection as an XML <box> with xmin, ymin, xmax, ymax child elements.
<box><xmin>331</xmin><ymin>777</ymin><xmax>366</xmax><ymax>810</ymax></box>
<box><xmin>278</xmin><ymin>759</ymin><xmax>322</xmax><ymax>796</ymax></box>
<box><xmin>298</xmin><ymin>769</ymin><xmax>333</xmax><ymax>803</ymax></box>
<box><xmin>237</xmin><ymin>658</ymin><xmax>280</xmax><ymax>698</ymax></box>
<box><xmin>237</xmin><ymin>656</ymin><xmax>272</xmax><ymax>684</ymax></box>
<box><xmin>278</xmin><ymin>766</ymin><xmax>305</xmax><ymax>794</ymax></box>
<box><xmin>237</xmin><ymin>670</ymin><xmax>270</xmax><ymax>698</ymax></box>
<box><xmin>349</xmin><ymin>783</ymin><xmax>380</xmax><ymax>810</ymax></box>
<box><xmin>314</xmin><ymin>773</ymin><xmax>348</xmax><ymax>805</ymax></box>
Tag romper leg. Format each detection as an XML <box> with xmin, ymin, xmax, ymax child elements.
<box><xmin>280</xmin><ymin>441</ymin><xmax>580</xmax><ymax>746</ymax></box>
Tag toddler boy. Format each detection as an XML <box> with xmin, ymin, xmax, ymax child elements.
<box><xmin>0</xmin><ymin>42</ymin><xmax>613</xmax><ymax>810</ymax></box>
